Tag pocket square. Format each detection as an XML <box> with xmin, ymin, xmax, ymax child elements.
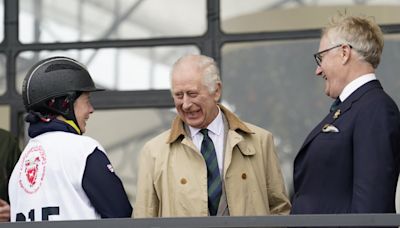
<box><xmin>322</xmin><ymin>124</ymin><xmax>340</xmax><ymax>133</ymax></box>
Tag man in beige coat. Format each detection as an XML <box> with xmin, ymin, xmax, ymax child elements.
<box><xmin>134</xmin><ymin>54</ymin><xmax>291</xmax><ymax>217</ymax></box>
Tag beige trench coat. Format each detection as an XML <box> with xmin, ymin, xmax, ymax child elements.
<box><xmin>134</xmin><ymin>105</ymin><xmax>291</xmax><ymax>217</ymax></box>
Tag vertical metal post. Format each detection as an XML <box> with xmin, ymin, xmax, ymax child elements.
<box><xmin>4</xmin><ymin>0</ymin><xmax>21</xmax><ymax>136</ymax></box>
<box><xmin>204</xmin><ymin>0</ymin><xmax>222</xmax><ymax>68</ymax></box>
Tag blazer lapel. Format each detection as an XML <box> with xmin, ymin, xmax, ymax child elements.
<box><xmin>299</xmin><ymin>111</ymin><xmax>335</xmax><ymax>151</ymax></box>
<box><xmin>298</xmin><ymin>80</ymin><xmax>382</xmax><ymax>153</ymax></box>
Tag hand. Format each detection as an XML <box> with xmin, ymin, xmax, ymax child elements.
<box><xmin>0</xmin><ymin>198</ymin><xmax>10</xmax><ymax>222</ymax></box>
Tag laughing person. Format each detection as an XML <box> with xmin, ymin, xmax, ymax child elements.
<box><xmin>134</xmin><ymin>54</ymin><xmax>290</xmax><ymax>217</ymax></box>
<box><xmin>291</xmin><ymin>13</ymin><xmax>400</xmax><ymax>214</ymax></box>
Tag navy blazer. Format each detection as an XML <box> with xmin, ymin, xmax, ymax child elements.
<box><xmin>291</xmin><ymin>80</ymin><xmax>400</xmax><ymax>214</ymax></box>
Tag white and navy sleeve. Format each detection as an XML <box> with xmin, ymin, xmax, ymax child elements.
<box><xmin>82</xmin><ymin>147</ymin><xmax>132</xmax><ymax>218</ymax></box>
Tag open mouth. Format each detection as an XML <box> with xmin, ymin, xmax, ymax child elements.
<box><xmin>186</xmin><ymin>110</ymin><xmax>200</xmax><ymax>119</ymax></box>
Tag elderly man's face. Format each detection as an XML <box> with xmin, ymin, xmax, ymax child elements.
<box><xmin>171</xmin><ymin>64</ymin><xmax>221</xmax><ymax>129</ymax></box>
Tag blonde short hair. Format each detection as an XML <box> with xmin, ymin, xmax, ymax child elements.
<box><xmin>323</xmin><ymin>12</ymin><xmax>384</xmax><ymax>69</ymax></box>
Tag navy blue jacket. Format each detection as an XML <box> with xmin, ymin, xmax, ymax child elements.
<box><xmin>292</xmin><ymin>80</ymin><xmax>400</xmax><ymax>214</ymax></box>
<box><xmin>28</xmin><ymin>119</ymin><xmax>133</xmax><ymax>218</ymax></box>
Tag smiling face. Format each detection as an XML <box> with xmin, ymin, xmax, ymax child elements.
<box><xmin>73</xmin><ymin>92</ymin><xmax>94</xmax><ymax>134</ymax></box>
<box><xmin>171</xmin><ymin>58</ymin><xmax>221</xmax><ymax>129</ymax></box>
<box><xmin>315</xmin><ymin>35</ymin><xmax>349</xmax><ymax>99</ymax></box>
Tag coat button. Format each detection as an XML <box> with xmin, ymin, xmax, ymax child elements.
<box><xmin>180</xmin><ymin>178</ymin><xmax>187</xmax><ymax>184</ymax></box>
<box><xmin>241</xmin><ymin>173</ymin><xmax>247</xmax><ymax>179</ymax></box>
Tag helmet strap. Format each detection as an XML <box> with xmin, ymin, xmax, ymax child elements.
<box><xmin>63</xmin><ymin>92</ymin><xmax>82</xmax><ymax>135</ymax></box>
<box><xmin>44</xmin><ymin>92</ymin><xmax>83</xmax><ymax>135</ymax></box>
<box><xmin>57</xmin><ymin>116</ymin><xmax>81</xmax><ymax>135</ymax></box>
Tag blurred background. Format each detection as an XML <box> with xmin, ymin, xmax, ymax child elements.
<box><xmin>1</xmin><ymin>0</ymin><xmax>400</xmax><ymax>209</ymax></box>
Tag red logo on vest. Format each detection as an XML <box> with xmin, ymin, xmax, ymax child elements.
<box><xmin>25</xmin><ymin>156</ymin><xmax>40</xmax><ymax>186</ymax></box>
<box><xmin>19</xmin><ymin>145</ymin><xmax>47</xmax><ymax>194</ymax></box>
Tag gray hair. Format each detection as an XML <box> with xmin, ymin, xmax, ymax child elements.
<box><xmin>171</xmin><ymin>54</ymin><xmax>221</xmax><ymax>94</ymax></box>
<box><xmin>323</xmin><ymin>12</ymin><xmax>384</xmax><ymax>69</ymax></box>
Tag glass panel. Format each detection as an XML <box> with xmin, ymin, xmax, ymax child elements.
<box><xmin>0</xmin><ymin>54</ymin><xmax>6</xmax><ymax>95</ymax></box>
<box><xmin>221</xmin><ymin>0</ymin><xmax>400</xmax><ymax>33</ymax></box>
<box><xmin>222</xmin><ymin>40</ymin><xmax>327</xmax><ymax>195</ymax></box>
<box><xmin>0</xmin><ymin>105</ymin><xmax>10</xmax><ymax>130</ymax></box>
<box><xmin>376</xmin><ymin>34</ymin><xmax>400</xmax><ymax>106</ymax></box>
<box><xmin>16</xmin><ymin>46</ymin><xmax>199</xmax><ymax>93</ymax></box>
<box><xmin>0</xmin><ymin>0</ymin><xmax>4</xmax><ymax>42</ymax></box>
<box><xmin>85</xmin><ymin>108</ymin><xmax>175</xmax><ymax>205</ymax></box>
<box><xmin>222</xmin><ymin>37</ymin><xmax>400</xmax><ymax>195</ymax></box>
<box><xmin>19</xmin><ymin>0</ymin><xmax>206</xmax><ymax>43</ymax></box>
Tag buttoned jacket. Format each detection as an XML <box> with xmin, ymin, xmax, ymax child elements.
<box><xmin>134</xmin><ymin>105</ymin><xmax>291</xmax><ymax>217</ymax></box>
<box><xmin>292</xmin><ymin>80</ymin><xmax>400</xmax><ymax>213</ymax></box>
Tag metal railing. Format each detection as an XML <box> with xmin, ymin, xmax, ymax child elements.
<box><xmin>1</xmin><ymin>214</ymin><xmax>400</xmax><ymax>228</ymax></box>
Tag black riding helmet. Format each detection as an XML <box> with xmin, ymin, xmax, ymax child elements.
<box><xmin>22</xmin><ymin>56</ymin><xmax>104</xmax><ymax>133</ymax></box>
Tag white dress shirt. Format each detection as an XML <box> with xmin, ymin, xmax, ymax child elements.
<box><xmin>189</xmin><ymin>108</ymin><xmax>224</xmax><ymax>175</ymax></box>
<box><xmin>339</xmin><ymin>73</ymin><xmax>377</xmax><ymax>102</ymax></box>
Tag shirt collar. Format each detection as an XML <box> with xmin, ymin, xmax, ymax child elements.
<box><xmin>339</xmin><ymin>73</ymin><xmax>376</xmax><ymax>102</ymax></box>
<box><xmin>189</xmin><ymin>107</ymin><xmax>223</xmax><ymax>138</ymax></box>
<box><xmin>167</xmin><ymin>104</ymin><xmax>253</xmax><ymax>144</ymax></box>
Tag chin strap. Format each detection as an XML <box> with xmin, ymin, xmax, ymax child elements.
<box><xmin>45</xmin><ymin>92</ymin><xmax>82</xmax><ymax>135</ymax></box>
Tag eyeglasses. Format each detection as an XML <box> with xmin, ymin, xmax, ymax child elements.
<box><xmin>313</xmin><ymin>44</ymin><xmax>352</xmax><ymax>66</ymax></box>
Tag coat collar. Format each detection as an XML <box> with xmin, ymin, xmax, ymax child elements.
<box><xmin>166</xmin><ymin>104</ymin><xmax>253</xmax><ymax>144</ymax></box>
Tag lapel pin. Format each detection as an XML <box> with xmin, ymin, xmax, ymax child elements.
<box><xmin>333</xmin><ymin>109</ymin><xmax>341</xmax><ymax>119</ymax></box>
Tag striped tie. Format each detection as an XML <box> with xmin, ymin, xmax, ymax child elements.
<box><xmin>330</xmin><ymin>98</ymin><xmax>341</xmax><ymax>112</ymax></box>
<box><xmin>200</xmin><ymin>129</ymin><xmax>222</xmax><ymax>216</ymax></box>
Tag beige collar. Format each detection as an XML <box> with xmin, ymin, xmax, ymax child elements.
<box><xmin>166</xmin><ymin>104</ymin><xmax>253</xmax><ymax>144</ymax></box>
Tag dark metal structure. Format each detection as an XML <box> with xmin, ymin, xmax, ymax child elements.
<box><xmin>1</xmin><ymin>214</ymin><xmax>400</xmax><ymax>227</ymax></box>
<box><xmin>2</xmin><ymin>0</ymin><xmax>400</xmax><ymax>226</ymax></box>
<box><xmin>2</xmin><ymin>0</ymin><xmax>400</xmax><ymax>137</ymax></box>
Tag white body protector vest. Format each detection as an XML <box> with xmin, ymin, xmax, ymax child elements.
<box><xmin>9</xmin><ymin>131</ymin><xmax>105</xmax><ymax>221</ymax></box>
